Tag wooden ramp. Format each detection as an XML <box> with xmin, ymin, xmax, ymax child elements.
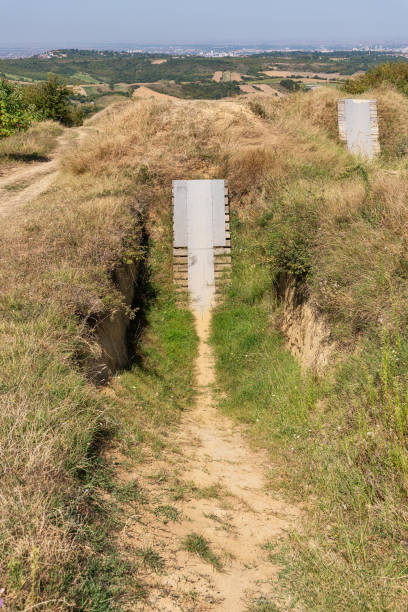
<box><xmin>172</xmin><ymin>180</ymin><xmax>231</xmax><ymax>311</ymax></box>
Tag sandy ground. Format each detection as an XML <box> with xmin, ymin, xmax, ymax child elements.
<box><xmin>114</xmin><ymin>311</ymin><xmax>299</xmax><ymax>610</ymax></box>
<box><xmin>263</xmin><ymin>69</ymin><xmax>345</xmax><ymax>79</ymax></box>
<box><xmin>239</xmin><ymin>84</ymin><xmax>284</xmax><ymax>98</ymax></box>
<box><xmin>239</xmin><ymin>84</ymin><xmax>257</xmax><ymax>94</ymax></box>
<box><xmin>255</xmin><ymin>84</ymin><xmax>284</xmax><ymax>97</ymax></box>
<box><xmin>132</xmin><ymin>86</ymin><xmax>178</xmax><ymax>100</ymax></box>
<box><xmin>0</xmin><ymin>126</ymin><xmax>92</xmax><ymax>218</ymax></box>
<box><xmin>152</xmin><ymin>59</ymin><xmax>168</xmax><ymax>65</ymax></box>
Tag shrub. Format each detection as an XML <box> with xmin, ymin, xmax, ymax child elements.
<box><xmin>23</xmin><ymin>76</ymin><xmax>82</xmax><ymax>126</ymax></box>
<box><xmin>280</xmin><ymin>78</ymin><xmax>301</xmax><ymax>92</ymax></box>
<box><xmin>345</xmin><ymin>61</ymin><xmax>408</xmax><ymax>96</ymax></box>
<box><xmin>0</xmin><ymin>79</ymin><xmax>38</xmax><ymax>137</ymax></box>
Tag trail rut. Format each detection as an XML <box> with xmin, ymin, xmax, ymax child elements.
<box><xmin>0</xmin><ymin>126</ymin><xmax>92</xmax><ymax>218</ymax></box>
<box><xmin>116</xmin><ymin>312</ymin><xmax>299</xmax><ymax>610</ymax></box>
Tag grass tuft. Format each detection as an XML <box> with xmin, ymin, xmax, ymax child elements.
<box><xmin>183</xmin><ymin>533</ymin><xmax>223</xmax><ymax>571</ymax></box>
<box><xmin>136</xmin><ymin>547</ymin><xmax>165</xmax><ymax>573</ymax></box>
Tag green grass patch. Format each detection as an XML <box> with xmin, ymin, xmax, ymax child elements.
<box><xmin>154</xmin><ymin>505</ymin><xmax>181</xmax><ymax>523</ymax></box>
<box><xmin>183</xmin><ymin>533</ymin><xmax>223</xmax><ymax>571</ymax></box>
<box><xmin>136</xmin><ymin>547</ymin><xmax>165</xmax><ymax>573</ymax></box>
<box><xmin>71</xmin><ymin>71</ymin><xmax>100</xmax><ymax>84</ymax></box>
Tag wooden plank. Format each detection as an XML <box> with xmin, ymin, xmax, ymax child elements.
<box><xmin>173</xmin><ymin>256</ymin><xmax>189</xmax><ymax>264</ymax></box>
<box><xmin>214</xmin><ymin>247</ymin><xmax>231</xmax><ymax>255</ymax></box>
<box><xmin>173</xmin><ymin>247</ymin><xmax>188</xmax><ymax>256</ymax></box>
<box><xmin>215</xmin><ymin>266</ymin><xmax>231</xmax><ymax>272</ymax></box>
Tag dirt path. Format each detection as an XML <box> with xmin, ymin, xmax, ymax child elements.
<box><xmin>116</xmin><ymin>311</ymin><xmax>299</xmax><ymax>610</ymax></box>
<box><xmin>0</xmin><ymin>126</ymin><xmax>92</xmax><ymax>218</ymax></box>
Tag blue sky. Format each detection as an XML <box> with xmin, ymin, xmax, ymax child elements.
<box><xmin>2</xmin><ymin>0</ymin><xmax>408</xmax><ymax>45</ymax></box>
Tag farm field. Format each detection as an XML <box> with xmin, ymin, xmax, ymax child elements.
<box><xmin>1</xmin><ymin>48</ymin><xmax>406</xmax><ymax>99</ymax></box>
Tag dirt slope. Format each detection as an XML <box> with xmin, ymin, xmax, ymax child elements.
<box><xmin>115</xmin><ymin>312</ymin><xmax>299</xmax><ymax>610</ymax></box>
<box><xmin>0</xmin><ymin>127</ymin><xmax>92</xmax><ymax>218</ymax></box>
<box><xmin>132</xmin><ymin>86</ymin><xmax>178</xmax><ymax>101</ymax></box>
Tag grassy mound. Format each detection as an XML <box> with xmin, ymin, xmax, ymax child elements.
<box><xmin>210</xmin><ymin>87</ymin><xmax>408</xmax><ymax>609</ymax></box>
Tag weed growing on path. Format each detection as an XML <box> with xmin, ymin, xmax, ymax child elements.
<box><xmin>183</xmin><ymin>533</ymin><xmax>223</xmax><ymax>571</ymax></box>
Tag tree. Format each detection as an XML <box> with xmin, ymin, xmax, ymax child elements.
<box><xmin>0</xmin><ymin>79</ymin><xmax>38</xmax><ymax>138</ymax></box>
<box><xmin>280</xmin><ymin>78</ymin><xmax>301</xmax><ymax>92</ymax></box>
<box><xmin>23</xmin><ymin>75</ymin><xmax>78</xmax><ymax>125</ymax></box>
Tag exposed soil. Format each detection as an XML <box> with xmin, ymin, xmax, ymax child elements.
<box><xmin>114</xmin><ymin>311</ymin><xmax>299</xmax><ymax>610</ymax></box>
<box><xmin>239</xmin><ymin>84</ymin><xmax>284</xmax><ymax>98</ymax></box>
<box><xmin>263</xmin><ymin>69</ymin><xmax>345</xmax><ymax>79</ymax></box>
<box><xmin>132</xmin><ymin>86</ymin><xmax>178</xmax><ymax>101</ymax></box>
<box><xmin>239</xmin><ymin>84</ymin><xmax>257</xmax><ymax>94</ymax></box>
<box><xmin>0</xmin><ymin>126</ymin><xmax>93</xmax><ymax>218</ymax></box>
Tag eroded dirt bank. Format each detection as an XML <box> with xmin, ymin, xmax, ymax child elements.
<box><xmin>115</xmin><ymin>311</ymin><xmax>299</xmax><ymax>610</ymax></box>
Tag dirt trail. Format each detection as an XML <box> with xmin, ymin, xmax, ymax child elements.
<box><xmin>117</xmin><ymin>311</ymin><xmax>299</xmax><ymax>610</ymax></box>
<box><xmin>0</xmin><ymin>126</ymin><xmax>92</xmax><ymax>218</ymax></box>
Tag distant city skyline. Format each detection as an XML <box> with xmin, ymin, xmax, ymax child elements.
<box><xmin>2</xmin><ymin>40</ymin><xmax>408</xmax><ymax>61</ymax></box>
<box><xmin>3</xmin><ymin>0</ymin><xmax>408</xmax><ymax>48</ymax></box>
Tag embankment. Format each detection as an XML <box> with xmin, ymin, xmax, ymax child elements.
<box><xmin>212</xmin><ymin>86</ymin><xmax>408</xmax><ymax>610</ymax></box>
<box><xmin>3</xmin><ymin>85</ymin><xmax>408</xmax><ymax>609</ymax></box>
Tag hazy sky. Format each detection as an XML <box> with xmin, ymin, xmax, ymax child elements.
<box><xmin>2</xmin><ymin>0</ymin><xmax>408</xmax><ymax>45</ymax></box>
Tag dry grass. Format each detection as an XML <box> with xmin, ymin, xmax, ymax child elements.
<box><xmin>0</xmin><ymin>121</ymin><xmax>63</xmax><ymax>170</ymax></box>
<box><xmin>3</xmin><ymin>84</ymin><xmax>408</xmax><ymax>608</ymax></box>
<box><xmin>0</xmin><ymin>96</ymin><xmax>275</xmax><ymax>608</ymax></box>
<box><xmin>0</xmin><ymin>123</ymin><xmax>142</xmax><ymax>608</ymax></box>
<box><xmin>210</xmin><ymin>86</ymin><xmax>408</xmax><ymax>609</ymax></box>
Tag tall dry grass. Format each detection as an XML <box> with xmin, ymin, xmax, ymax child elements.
<box><xmin>0</xmin><ymin>96</ymin><xmax>280</xmax><ymax>607</ymax></box>
<box><xmin>210</xmin><ymin>86</ymin><xmax>408</xmax><ymax>609</ymax></box>
<box><xmin>0</xmin><ymin>121</ymin><xmax>63</xmax><ymax>169</ymax></box>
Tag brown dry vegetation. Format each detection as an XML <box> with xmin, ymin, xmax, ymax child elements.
<box><xmin>212</xmin><ymin>88</ymin><xmax>408</xmax><ymax>609</ymax></box>
<box><xmin>0</xmin><ymin>120</ymin><xmax>63</xmax><ymax>171</ymax></box>
<box><xmin>0</xmin><ymin>96</ymin><xmax>279</xmax><ymax>609</ymax></box>
<box><xmin>3</xmin><ymin>85</ymin><xmax>408</xmax><ymax>608</ymax></box>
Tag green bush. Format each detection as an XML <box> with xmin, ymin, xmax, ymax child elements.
<box><xmin>345</xmin><ymin>61</ymin><xmax>408</xmax><ymax>95</ymax></box>
<box><xmin>280</xmin><ymin>78</ymin><xmax>301</xmax><ymax>92</ymax></box>
<box><xmin>264</xmin><ymin>197</ymin><xmax>319</xmax><ymax>281</ymax></box>
<box><xmin>0</xmin><ymin>79</ymin><xmax>38</xmax><ymax>137</ymax></box>
<box><xmin>23</xmin><ymin>76</ymin><xmax>83</xmax><ymax>126</ymax></box>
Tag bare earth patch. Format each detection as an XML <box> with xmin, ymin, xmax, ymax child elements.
<box><xmin>0</xmin><ymin>126</ymin><xmax>93</xmax><ymax>218</ymax></box>
<box><xmin>239</xmin><ymin>84</ymin><xmax>258</xmax><ymax>94</ymax></box>
<box><xmin>113</xmin><ymin>312</ymin><xmax>299</xmax><ymax>610</ymax></box>
<box><xmin>132</xmin><ymin>86</ymin><xmax>178</xmax><ymax>101</ymax></box>
<box><xmin>263</xmin><ymin>69</ymin><xmax>345</xmax><ymax>80</ymax></box>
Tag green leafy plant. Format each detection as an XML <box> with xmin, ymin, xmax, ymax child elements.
<box><xmin>0</xmin><ymin>79</ymin><xmax>38</xmax><ymax>137</ymax></box>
